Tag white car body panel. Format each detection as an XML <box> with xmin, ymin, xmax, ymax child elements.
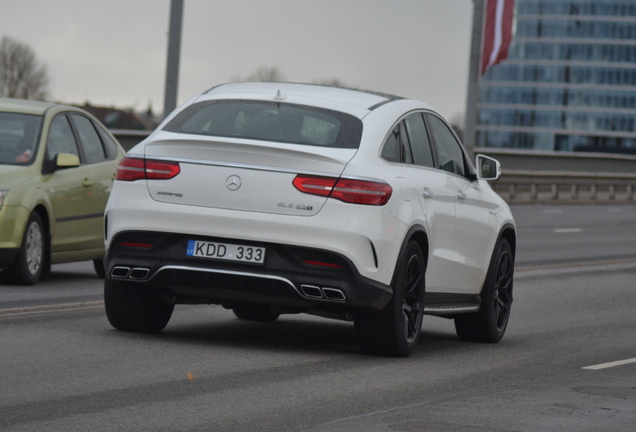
<box><xmin>105</xmin><ymin>82</ymin><xmax>515</xmax><ymax>303</ymax></box>
<box><xmin>142</xmin><ymin>133</ymin><xmax>357</xmax><ymax>216</ymax></box>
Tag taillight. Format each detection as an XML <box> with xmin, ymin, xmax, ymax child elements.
<box><xmin>293</xmin><ymin>175</ymin><xmax>392</xmax><ymax>206</ymax></box>
<box><xmin>292</xmin><ymin>176</ymin><xmax>337</xmax><ymax>197</ymax></box>
<box><xmin>145</xmin><ymin>160</ymin><xmax>181</xmax><ymax>179</ymax></box>
<box><xmin>115</xmin><ymin>157</ymin><xmax>144</xmax><ymax>181</ymax></box>
<box><xmin>116</xmin><ymin>157</ymin><xmax>180</xmax><ymax>181</ymax></box>
<box><xmin>331</xmin><ymin>178</ymin><xmax>393</xmax><ymax>205</ymax></box>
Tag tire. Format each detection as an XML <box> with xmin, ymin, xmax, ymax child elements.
<box><xmin>354</xmin><ymin>240</ymin><xmax>425</xmax><ymax>357</ymax></box>
<box><xmin>93</xmin><ymin>258</ymin><xmax>106</xmax><ymax>278</ymax></box>
<box><xmin>233</xmin><ymin>304</ymin><xmax>280</xmax><ymax>322</ymax></box>
<box><xmin>455</xmin><ymin>238</ymin><xmax>514</xmax><ymax>343</ymax></box>
<box><xmin>104</xmin><ymin>279</ymin><xmax>174</xmax><ymax>333</ymax></box>
<box><xmin>7</xmin><ymin>212</ymin><xmax>45</xmax><ymax>285</ymax></box>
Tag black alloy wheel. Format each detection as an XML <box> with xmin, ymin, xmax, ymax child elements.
<box><xmin>401</xmin><ymin>253</ymin><xmax>425</xmax><ymax>344</ymax></box>
<box><xmin>455</xmin><ymin>238</ymin><xmax>514</xmax><ymax>343</ymax></box>
<box><xmin>355</xmin><ymin>240</ymin><xmax>425</xmax><ymax>357</ymax></box>
<box><xmin>492</xmin><ymin>246</ymin><xmax>514</xmax><ymax>334</ymax></box>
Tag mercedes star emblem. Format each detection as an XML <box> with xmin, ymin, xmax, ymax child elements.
<box><xmin>226</xmin><ymin>175</ymin><xmax>242</xmax><ymax>191</ymax></box>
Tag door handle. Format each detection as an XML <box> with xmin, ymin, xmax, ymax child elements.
<box><xmin>422</xmin><ymin>188</ymin><xmax>433</xmax><ymax>199</ymax></box>
<box><xmin>457</xmin><ymin>190</ymin><xmax>466</xmax><ymax>202</ymax></box>
<box><xmin>83</xmin><ymin>179</ymin><xmax>93</xmax><ymax>187</ymax></box>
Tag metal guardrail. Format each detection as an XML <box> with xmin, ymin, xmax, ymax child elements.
<box><xmin>474</xmin><ymin>147</ymin><xmax>636</xmax><ymax>173</ymax></box>
<box><xmin>493</xmin><ymin>170</ymin><xmax>636</xmax><ymax>204</ymax></box>
<box><xmin>476</xmin><ymin>148</ymin><xmax>636</xmax><ymax>204</ymax></box>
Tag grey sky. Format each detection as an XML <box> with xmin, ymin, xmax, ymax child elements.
<box><xmin>1</xmin><ymin>0</ymin><xmax>474</xmax><ymax>119</ymax></box>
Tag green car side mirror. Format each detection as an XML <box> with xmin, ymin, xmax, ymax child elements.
<box><xmin>55</xmin><ymin>153</ymin><xmax>80</xmax><ymax>169</ymax></box>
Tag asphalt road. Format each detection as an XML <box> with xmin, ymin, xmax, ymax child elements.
<box><xmin>512</xmin><ymin>204</ymin><xmax>636</xmax><ymax>267</ymax></box>
<box><xmin>3</xmin><ymin>204</ymin><xmax>636</xmax><ymax>310</ymax></box>
<box><xmin>1</xmin><ymin>204</ymin><xmax>635</xmax><ymax>431</ymax></box>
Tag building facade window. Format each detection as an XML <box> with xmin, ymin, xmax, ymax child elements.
<box><xmin>477</xmin><ymin>0</ymin><xmax>636</xmax><ymax>154</ymax></box>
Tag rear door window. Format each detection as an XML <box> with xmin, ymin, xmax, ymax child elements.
<box><xmin>403</xmin><ymin>113</ymin><xmax>434</xmax><ymax>168</ymax></box>
<box><xmin>381</xmin><ymin>122</ymin><xmax>413</xmax><ymax>163</ymax></box>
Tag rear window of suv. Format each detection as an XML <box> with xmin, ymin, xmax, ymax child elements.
<box><xmin>163</xmin><ymin>100</ymin><xmax>363</xmax><ymax>149</ymax></box>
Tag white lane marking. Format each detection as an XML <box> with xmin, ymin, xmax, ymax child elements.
<box><xmin>543</xmin><ymin>209</ymin><xmax>563</xmax><ymax>214</ymax></box>
<box><xmin>554</xmin><ymin>228</ymin><xmax>583</xmax><ymax>233</ymax></box>
<box><xmin>583</xmin><ymin>357</ymin><xmax>636</xmax><ymax>370</ymax></box>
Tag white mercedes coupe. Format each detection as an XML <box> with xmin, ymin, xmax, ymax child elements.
<box><xmin>103</xmin><ymin>82</ymin><xmax>516</xmax><ymax>357</ymax></box>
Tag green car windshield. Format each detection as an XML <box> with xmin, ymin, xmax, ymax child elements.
<box><xmin>0</xmin><ymin>112</ymin><xmax>43</xmax><ymax>166</ymax></box>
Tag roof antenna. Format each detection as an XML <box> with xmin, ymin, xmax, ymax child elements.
<box><xmin>274</xmin><ymin>89</ymin><xmax>286</xmax><ymax>101</ymax></box>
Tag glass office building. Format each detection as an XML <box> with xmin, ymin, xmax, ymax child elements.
<box><xmin>476</xmin><ymin>0</ymin><xmax>636</xmax><ymax>153</ymax></box>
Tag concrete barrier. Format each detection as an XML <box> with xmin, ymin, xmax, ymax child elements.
<box><xmin>475</xmin><ymin>147</ymin><xmax>636</xmax><ymax>174</ymax></box>
<box><xmin>476</xmin><ymin>148</ymin><xmax>636</xmax><ymax>204</ymax></box>
<box><xmin>493</xmin><ymin>170</ymin><xmax>636</xmax><ymax>204</ymax></box>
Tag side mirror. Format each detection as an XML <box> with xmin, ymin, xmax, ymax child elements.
<box><xmin>475</xmin><ymin>154</ymin><xmax>501</xmax><ymax>181</ymax></box>
<box><xmin>55</xmin><ymin>153</ymin><xmax>80</xmax><ymax>169</ymax></box>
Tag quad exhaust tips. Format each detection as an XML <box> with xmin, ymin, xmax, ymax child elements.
<box><xmin>108</xmin><ymin>267</ymin><xmax>345</xmax><ymax>302</ymax></box>
<box><xmin>110</xmin><ymin>266</ymin><xmax>150</xmax><ymax>280</ymax></box>
<box><xmin>300</xmin><ymin>284</ymin><xmax>346</xmax><ymax>302</ymax></box>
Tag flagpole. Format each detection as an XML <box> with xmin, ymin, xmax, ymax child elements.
<box><xmin>464</xmin><ymin>0</ymin><xmax>485</xmax><ymax>158</ymax></box>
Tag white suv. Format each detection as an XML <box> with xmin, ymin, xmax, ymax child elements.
<box><xmin>104</xmin><ymin>82</ymin><xmax>516</xmax><ymax>357</ymax></box>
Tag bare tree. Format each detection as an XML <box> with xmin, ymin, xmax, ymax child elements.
<box><xmin>313</xmin><ymin>78</ymin><xmax>349</xmax><ymax>88</ymax></box>
<box><xmin>0</xmin><ymin>35</ymin><xmax>50</xmax><ymax>100</ymax></box>
<box><xmin>233</xmin><ymin>66</ymin><xmax>286</xmax><ymax>83</ymax></box>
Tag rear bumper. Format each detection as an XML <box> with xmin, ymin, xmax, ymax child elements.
<box><xmin>105</xmin><ymin>181</ymin><xmax>404</xmax><ymax>287</ymax></box>
<box><xmin>105</xmin><ymin>231</ymin><xmax>393</xmax><ymax>311</ymax></box>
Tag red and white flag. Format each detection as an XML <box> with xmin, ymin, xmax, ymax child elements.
<box><xmin>481</xmin><ymin>0</ymin><xmax>515</xmax><ymax>76</ymax></box>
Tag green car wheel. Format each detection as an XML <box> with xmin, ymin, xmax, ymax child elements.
<box><xmin>7</xmin><ymin>212</ymin><xmax>45</xmax><ymax>285</ymax></box>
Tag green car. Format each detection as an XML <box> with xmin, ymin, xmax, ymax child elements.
<box><xmin>0</xmin><ymin>98</ymin><xmax>125</xmax><ymax>285</ymax></box>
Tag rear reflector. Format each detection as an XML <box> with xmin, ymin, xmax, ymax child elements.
<box><xmin>119</xmin><ymin>242</ymin><xmax>153</xmax><ymax>248</ymax></box>
<box><xmin>293</xmin><ymin>175</ymin><xmax>392</xmax><ymax>206</ymax></box>
<box><xmin>304</xmin><ymin>260</ymin><xmax>343</xmax><ymax>269</ymax></box>
<box><xmin>116</xmin><ymin>157</ymin><xmax>180</xmax><ymax>181</ymax></box>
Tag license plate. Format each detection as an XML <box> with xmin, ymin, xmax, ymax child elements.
<box><xmin>186</xmin><ymin>240</ymin><xmax>266</xmax><ymax>264</ymax></box>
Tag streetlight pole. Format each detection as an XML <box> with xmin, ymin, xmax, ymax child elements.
<box><xmin>163</xmin><ymin>0</ymin><xmax>184</xmax><ymax>119</ymax></box>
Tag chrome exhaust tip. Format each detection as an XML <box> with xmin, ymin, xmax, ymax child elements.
<box><xmin>110</xmin><ymin>266</ymin><xmax>131</xmax><ymax>279</ymax></box>
<box><xmin>129</xmin><ymin>267</ymin><xmax>150</xmax><ymax>280</ymax></box>
<box><xmin>300</xmin><ymin>284</ymin><xmax>323</xmax><ymax>299</ymax></box>
<box><xmin>110</xmin><ymin>266</ymin><xmax>150</xmax><ymax>280</ymax></box>
<box><xmin>321</xmin><ymin>287</ymin><xmax>346</xmax><ymax>302</ymax></box>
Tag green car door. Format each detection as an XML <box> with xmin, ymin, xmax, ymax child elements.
<box><xmin>43</xmin><ymin>113</ymin><xmax>115</xmax><ymax>262</ymax></box>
